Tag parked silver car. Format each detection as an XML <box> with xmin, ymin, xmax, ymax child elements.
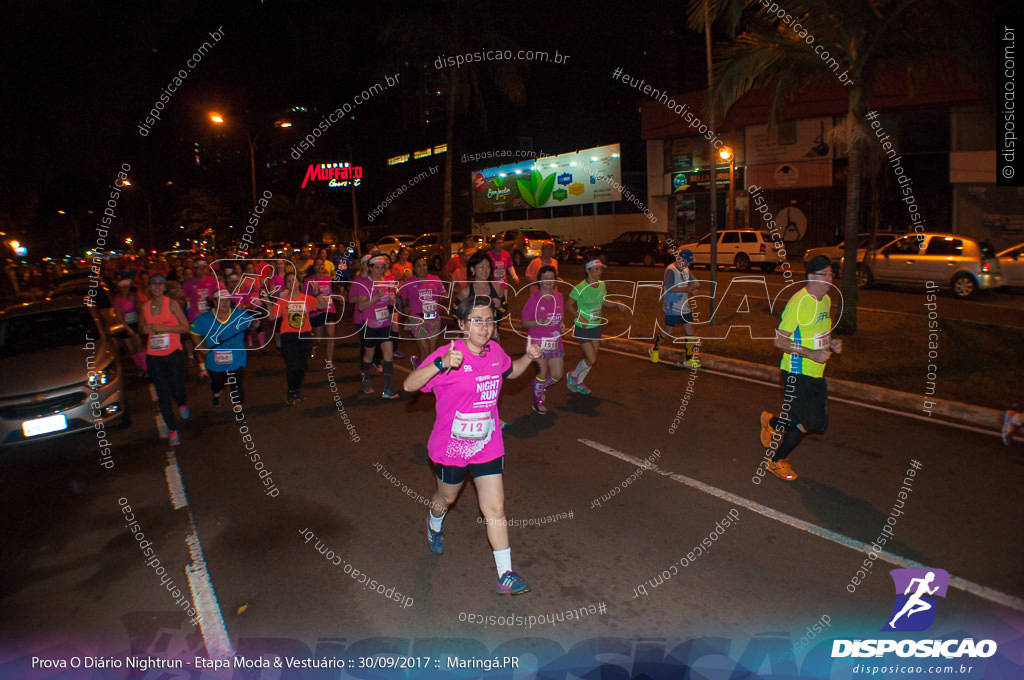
<box><xmin>804</xmin><ymin>232</ymin><xmax>903</xmax><ymax>272</ymax></box>
<box><xmin>374</xmin><ymin>234</ymin><xmax>417</xmax><ymax>262</ymax></box>
<box><xmin>0</xmin><ymin>298</ymin><xmax>129</xmax><ymax>447</ymax></box>
<box><xmin>997</xmin><ymin>242</ymin><xmax>1024</xmax><ymax>288</ymax></box>
<box><xmin>857</xmin><ymin>233</ymin><xmax>1002</xmax><ymax>298</ymax></box>
<box><xmin>499</xmin><ymin>228</ymin><xmax>555</xmax><ymax>267</ymax></box>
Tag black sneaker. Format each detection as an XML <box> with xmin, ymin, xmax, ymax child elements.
<box><xmin>212</xmin><ymin>392</ymin><xmax>221</xmax><ymax>408</ymax></box>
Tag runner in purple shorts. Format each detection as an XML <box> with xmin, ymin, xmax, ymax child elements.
<box><xmin>521</xmin><ymin>266</ymin><xmax>567</xmax><ymax>414</ymax></box>
<box><xmin>398</xmin><ymin>255</ymin><xmax>446</xmax><ymax>368</ymax></box>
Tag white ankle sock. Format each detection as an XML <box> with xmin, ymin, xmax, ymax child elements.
<box><xmin>576</xmin><ymin>360</ymin><xmax>592</xmax><ymax>383</ymax></box>
<box><xmin>428</xmin><ymin>510</ymin><xmax>445</xmax><ymax>532</ymax></box>
<box><xmin>493</xmin><ymin>547</ymin><xmax>512</xmax><ymax>576</ymax></box>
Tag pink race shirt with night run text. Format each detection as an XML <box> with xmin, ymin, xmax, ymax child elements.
<box><xmin>522</xmin><ymin>289</ymin><xmax>564</xmax><ymax>346</ymax></box>
<box><xmin>421</xmin><ymin>339</ymin><xmax>512</xmax><ymax>466</ymax></box>
<box><xmin>399</xmin><ymin>275</ymin><xmax>445</xmax><ymax>316</ymax></box>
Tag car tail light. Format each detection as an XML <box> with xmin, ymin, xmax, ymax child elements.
<box><xmin>982</xmin><ymin>262</ymin><xmax>990</xmax><ymax>272</ymax></box>
<box><xmin>524</xmin><ymin>238</ymin><xmax>531</xmax><ymax>247</ymax></box>
<box><xmin>760</xmin><ymin>243</ymin><xmax>766</xmax><ymax>253</ymax></box>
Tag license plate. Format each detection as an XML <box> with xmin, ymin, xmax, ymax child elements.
<box><xmin>22</xmin><ymin>414</ymin><xmax>68</xmax><ymax>438</ymax></box>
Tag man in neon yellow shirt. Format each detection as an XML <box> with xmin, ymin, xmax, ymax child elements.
<box><xmin>759</xmin><ymin>255</ymin><xmax>842</xmax><ymax>481</ymax></box>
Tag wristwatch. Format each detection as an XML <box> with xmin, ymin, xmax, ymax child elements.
<box><xmin>434</xmin><ymin>357</ymin><xmax>444</xmax><ymax>371</ymax></box>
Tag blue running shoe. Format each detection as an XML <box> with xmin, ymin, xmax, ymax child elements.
<box><xmin>427</xmin><ymin>524</ymin><xmax>444</xmax><ymax>554</ymax></box>
<box><xmin>496</xmin><ymin>570</ymin><xmax>531</xmax><ymax>595</ymax></box>
<box><xmin>566</xmin><ymin>373</ymin><xmax>578</xmax><ymax>393</ymax></box>
<box><xmin>576</xmin><ymin>382</ymin><xmax>591</xmax><ymax>396</ymax></box>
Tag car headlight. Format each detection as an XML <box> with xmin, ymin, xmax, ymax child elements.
<box><xmin>87</xmin><ymin>362</ymin><xmax>118</xmax><ymax>389</ymax></box>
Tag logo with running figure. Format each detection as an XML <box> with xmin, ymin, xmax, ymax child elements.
<box><xmin>882</xmin><ymin>568</ymin><xmax>949</xmax><ymax>632</ymax></box>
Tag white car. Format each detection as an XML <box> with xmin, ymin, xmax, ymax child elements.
<box><xmin>374</xmin><ymin>234</ymin><xmax>417</xmax><ymax>262</ymax></box>
<box><xmin>681</xmin><ymin>229</ymin><xmax>777</xmax><ymax>272</ymax></box>
<box><xmin>997</xmin><ymin>243</ymin><xmax>1024</xmax><ymax>287</ymax></box>
<box><xmin>857</xmin><ymin>233</ymin><xmax>1002</xmax><ymax>298</ymax></box>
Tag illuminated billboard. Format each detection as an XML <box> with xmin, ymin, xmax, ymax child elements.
<box><xmin>471</xmin><ymin>144</ymin><xmax>621</xmax><ymax>213</ymax></box>
<box><xmin>301</xmin><ymin>162</ymin><xmax>363</xmax><ymax>189</ymax></box>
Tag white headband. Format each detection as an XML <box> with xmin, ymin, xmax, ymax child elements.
<box><xmin>585</xmin><ymin>259</ymin><xmax>605</xmax><ymax>270</ymax></box>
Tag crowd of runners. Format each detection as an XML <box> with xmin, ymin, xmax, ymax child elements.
<box><xmin>75</xmin><ymin>238</ymin><xmax>855</xmax><ymax>595</ymax></box>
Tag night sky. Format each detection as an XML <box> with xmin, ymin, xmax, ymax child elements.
<box><xmin>0</xmin><ymin>0</ymin><xmax>711</xmax><ymax>252</ymax></box>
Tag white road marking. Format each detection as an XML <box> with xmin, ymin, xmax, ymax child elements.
<box><xmin>163</xmin><ymin>449</ymin><xmax>234</xmax><ymax>659</ymax></box>
<box><xmin>185</xmin><ymin>529</ymin><xmax>234</xmax><ymax>660</ymax></box>
<box><xmin>579</xmin><ymin>438</ymin><xmax>1024</xmax><ymax>614</ymax></box>
<box><xmin>164</xmin><ymin>451</ymin><xmax>188</xmax><ymax>510</ymax></box>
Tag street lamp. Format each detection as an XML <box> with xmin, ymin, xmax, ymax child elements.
<box><xmin>209</xmin><ymin>111</ymin><xmax>258</xmax><ymax>240</ymax></box>
<box><xmin>121</xmin><ymin>180</ymin><xmax>154</xmax><ymax>251</ymax></box>
<box><xmin>57</xmin><ymin>210</ymin><xmax>80</xmax><ymax>255</ymax></box>
<box><xmin>719</xmin><ymin>147</ymin><xmax>736</xmax><ymax>229</ymax></box>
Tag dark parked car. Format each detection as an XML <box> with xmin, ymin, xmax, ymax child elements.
<box><xmin>596</xmin><ymin>230</ymin><xmax>674</xmax><ymax>266</ymax></box>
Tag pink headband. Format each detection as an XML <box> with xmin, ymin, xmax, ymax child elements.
<box><xmin>585</xmin><ymin>259</ymin><xmax>605</xmax><ymax>270</ymax></box>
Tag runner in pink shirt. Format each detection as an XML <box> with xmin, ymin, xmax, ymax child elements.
<box><xmin>403</xmin><ymin>295</ymin><xmax>541</xmax><ymax>595</ymax></box>
<box><xmin>304</xmin><ymin>261</ymin><xmax>338</xmax><ymax>368</ymax></box>
<box><xmin>350</xmin><ymin>255</ymin><xmax>399</xmax><ymax>398</ymax></box>
<box><xmin>183</xmin><ymin>259</ymin><xmax>219</xmax><ymax>322</ymax></box>
<box><xmin>520</xmin><ymin>265</ymin><xmax>567</xmax><ymax>414</ymax></box>
<box><xmin>486</xmin><ymin>234</ymin><xmax>519</xmax><ymax>288</ymax></box>
<box><xmin>397</xmin><ymin>254</ymin><xmax>447</xmax><ymax>369</ymax></box>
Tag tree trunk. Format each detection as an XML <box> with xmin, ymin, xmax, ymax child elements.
<box><xmin>837</xmin><ymin>109</ymin><xmax>864</xmax><ymax>335</ymax></box>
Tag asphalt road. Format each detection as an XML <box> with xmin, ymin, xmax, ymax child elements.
<box><xmin>2</xmin><ymin>330</ymin><xmax>1021</xmax><ymax>667</ymax></box>
<box><xmin>549</xmin><ymin>262</ymin><xmax>1024</xmax><ymax>328</ymax></box>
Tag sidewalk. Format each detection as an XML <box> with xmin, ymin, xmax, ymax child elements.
<box><xmin>601</xmin><ymin>336</ymin><xmax>1007</xmax><ymax>436</ymax></box>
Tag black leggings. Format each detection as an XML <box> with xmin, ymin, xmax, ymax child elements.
<box><xmin>279</xmin><ymin>333</ymin><xmax>311</xmax><ymax>392</ymax></box>
<box><xmin>210</xmin><ymin>366</ymin><xmax>244</xmax><ymax>404</ymax></box>
<box><xmin>148</xmin><ymin>350</ymin><xmax>187</xmax><ymax>430</ymax></box>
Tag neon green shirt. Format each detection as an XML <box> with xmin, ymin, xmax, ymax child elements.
<box><xmin>778</xmin><ymin>288</ymin><xmax>833</xmax><ymax>378</ymax></box>
<box><xmin>570</xmin><ymin>279</ymin><xmax>607</xmax><ymax>329</ymax></box>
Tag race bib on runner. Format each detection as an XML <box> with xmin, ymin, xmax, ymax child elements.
<box><xmin>197</xmin><ymin>298</ymin><xmax>208</xmax><ymax>312</ymax></box>
<box><xmin>375</xmin><ymin>306</ymin><xmax>390</xmax><ymax>322</ymax></box>
<box><xmin>287</xmin><ymin>301</ymin><xmax>306</xmax><ymax>329</ymax></box>
<box><xmin>494</xmin><ymin>264</ymin><xmax>505</xmax><ymax>281</ymax></box>
<box><xmin>422</xmin><ymin>301</ymin><xmax>437</xmax><ymax>320</ymax></box>
<box><xmin>812</xmin><ymin>332</ymin><xmax>830</xmax><ymax>350</ymax></box>
<box><xmin>540</xmin><ymin>336</ymin><xmax>559</xmax><ymax>351</ymax></box>
<box><xmin>149</xmin><ymin>333</ymin><xmax>170</xmax><ymax>351</ymax></box>
<box><xmin>214</xmin><ymin>350</ymin><xmax>233</xmax><ymax>365</ymax></box>
<box><xmin>451</xmin><ymin>411</ymin><xmax>494</xmax><ymax>441</ymax></box>
<box><xmin>124</xmin><ymin>311</ymin><xmax>137</xmax><ymax>324</ymax></box>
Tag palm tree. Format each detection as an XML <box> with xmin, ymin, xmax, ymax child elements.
<box><xmin>698</xmin><ymin>0</ymin><xmax>987</xmax><ymax>333</ymax></box>
<box><xmin>378</xmin><ymin>0</ymin><xmax>527</xmax><ymax>250</ymax></box>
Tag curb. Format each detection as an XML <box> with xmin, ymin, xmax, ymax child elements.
<box><xmin>600</xmin><ymin>336</ymin><xmax>1006</xmax><ymax>434</ymax></box>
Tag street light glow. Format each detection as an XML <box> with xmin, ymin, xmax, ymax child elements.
<box><xmin>210</xmin><ymin>112</ymin><xmax>225</xmax><ymax>124</ymax></box>
<box><xmin>719</xmin><ymin>146</ymin><xmax>734</xmax><ymax>161</ymax></box>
